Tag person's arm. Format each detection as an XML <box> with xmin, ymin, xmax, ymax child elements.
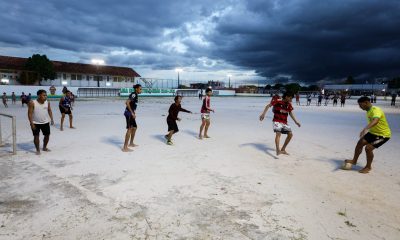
<box><xmin>259</xmin><ymin>103</ymin><xmax>272</xmax><ymax>121</ymax></box>
<box><xmin>28</xmin><ymin>101</ymin><xmax>35</xmax><ymax>130</ymax></box>
<box><xmin>59</xmin><ymin>97</ymin><xmax>67</xmax><ymax>110</ymax></box>
<box><xmin>360</xmin><ymin>118</ymin><xmax>379</xmax><ymax>138</ymax></box>
<box><xmin>179</xmin><ymin>106</ymin><xmax>191</xmax><ymax>114</ymax></box>
<box><xmin>48</xmin><ymin>101</ymin><xmax>54</xmax><ymax>125</ymax></box>
<box><xmin>168</xmin><ymin>104</ymin><xmax>178</xmax><ymax>121</ymax></box>
<box><xmin>125</xmin><ymin>99</ymin><xmax>135</xmax><ymax>118</ymax></box>
<box><xmin>289</xmin><ymin>112</ymin><xmax>301</xmax><ymax>127</ymax></box>
<box><xmin>205</xmin><ymin>97</ymin><xmax>214</xmax><ymax>112</ymax></box>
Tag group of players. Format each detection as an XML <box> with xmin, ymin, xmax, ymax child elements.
<box><xmin>24</xmin><ymin>84</ymin><xmax>391</xmax><ymax>174</ymax></box>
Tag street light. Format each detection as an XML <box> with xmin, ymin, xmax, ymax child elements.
<box><xmin>91</xmin><ymin>59</ymin><xmax>105</xmax><ymax>87</ymax></box>
<box><xmin>227</xmin><ymin>74</ymin><xmax>232</xmax><ymax>88</ymax></box>
<box><xmin>175</xmin><ymin>68</ymin><xmax>183</xmax><ymax>89</ymax></box>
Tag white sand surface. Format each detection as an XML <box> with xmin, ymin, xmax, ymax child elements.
<box><xmin>0</xmin><ymin>96</ymin><xmax>399</xmax><ymax>240</ymax></box>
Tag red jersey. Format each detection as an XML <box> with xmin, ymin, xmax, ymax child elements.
<box><xmin>270</xmin><ymin>95</ymin><xmax>281</xmax><ymax>105</ymax></box>
<box><xmin>201</xmin><ymin>96</ymin><xmax>211</xmax><ymax>113</ymax></box>
<box><xmin>272</xmin><ymin>100</ymin><xmax>293</xmax><ymax>124</ymax></box>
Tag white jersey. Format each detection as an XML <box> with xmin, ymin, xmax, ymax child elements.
<box><xmin>32</xmin><ymin>100</ymin><xmax>51</xmax><ymax>124</ymax></box>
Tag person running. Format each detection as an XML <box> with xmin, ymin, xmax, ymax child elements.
<box><xmin>165</xmin><ymin>96</ymin><xmax>192</xmax><ymax>145</ymax></box>
<box><xmin>122</xmin><ymin>84</ymin><xmax>142</xmax><ymax>152</ymax></box>
<box><xmin>2</xmin><ymin>92</ymin><xmax>8</xmax><ymax>108</ymax></box>
<box><xmin>59</xmin><ymin>90</ymin><xmax>74</xmax><ymax>131</ymax></box>
<box><xmin>259</xmin><ymin>92</ymin><xmax>301</xmax><ymax>156</ymax></box>
<box><xmin>28</xmin><ymin>90</ymin><xmax>54</xmax><ymax>155</ymax></box>
<box><xmin>345</xmin><ymin>97</ymin><xmax>391</xmax><ymax>173</ymax></box>
<box><xmin>340</xmin><ymin>93</ymin><xmax>346</xmax><ymax>107</ymax></box>
<box><xmin>332</xmin><ymin>94</ymin><xmax>338</xmax><ymax>107</ymax></box>
<box><xmin>295</xmin><ymin>93</ymin><xmax>300</xmax><ymax>106</ymax></box>
<box><xmin>11</xmin><ymin>92</ymin><xmax>16</xmax><ymax>104</ymax></box>
<box><xmin>199</xmin><ymin>88</ymin><xmax>214</xmax><ymax>139</ymax></box>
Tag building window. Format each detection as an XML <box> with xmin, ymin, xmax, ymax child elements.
<box><xmin>86</xmin><ymin>75</ymin><xmax>90</xmax><ymax>80</ymax></box>
<box><xmin>131</xmin><ymin>78</ymin><xmax>135</xmax><ymax>82</ymax></box>
<box><xmin>77</xmin><ymin>74</ymin><xmax>82</xmax><ymax>80</ymax></box>
<box><xmin>57</xmin><ymin>73</ymin><xmax>61</xmax><ymax>79</ymax></box>
<box><xmin>63</xmin><ymin>74</ymin><xmax>67</xmax><ymax>80</ymax></box>
<box><xmin>107</xmin><ymin>76</ymin><xmax>110</xmax><ymax>81</ymax></box>
<box><xmin>113</xmin><ymin>77</ymin><xmax>118</xmax><ymax>82</ymax></box>
<box><xmin>71</xmin><ymin>74</ymin><xmax>76</xmax><ymax>80</ymax></box>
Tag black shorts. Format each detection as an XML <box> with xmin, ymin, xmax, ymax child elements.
<box><xmin>167</xmin><ymin>118</ymin><xmax>179</xmax><ymax>133</ymax></box>
<box><xmin>32</xmin><ymin>123</ymin><xmax>50</xmax><ymax>136</ymax></box>
<box><xmin>363</xmin><ymin>132</ymin><xmax>390</xmax><ymax>148</ymax></box>
<box><xmin>59</xmin><ymin>106</ymin><xmax>72</xmax><ymax>114</ymax></box>
<box><xmin>125</xmin><ymin>115</ymin><xmax>137</xmax><ymax>129</ymax></box>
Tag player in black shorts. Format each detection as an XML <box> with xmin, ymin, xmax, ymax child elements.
<box><xmin>122</xmin><ymin>84</ymin><xmax>142</xmax><ymax>152</ymax></box>
<box><xmin>59</xmin><ymin>91</ymin><xmax>74</xmax><ymax>131</ymax></box>
<box><xmin>165</xmin><ymin>96</ymin><xmax>192</xmax><ymax>145</ymax></box>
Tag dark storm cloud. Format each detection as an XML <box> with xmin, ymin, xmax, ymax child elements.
<box><xmin>1</xmin><ymin>0</ymin><xmax>399</xmax><ymax>83</ymax></box>
<box><xmin>210</xmin><ymin>0</ymin><xmax>400</xmax><ymax>82</ymax></box>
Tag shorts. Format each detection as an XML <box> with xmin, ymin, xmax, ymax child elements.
<box><xmin>59</xmin><ymin>106</ymin><xmax>72</xmax><ymax>114</ymax></box>
<box><xmin>273</xmin><ymin>121</ymin><xmax>292</xmax><ymax>134</ymax></box>
<box><xmin>167</xmin><ymin>118</ymin><xmax>179</xmax><ymax>133</ymax></box>
<box><xmin>125</xmin><ymin>112</ymin><xmax>137</xmax><ymax>129</ymax></box>
<box><xmin>201</xmin><ymin>113</ymin><xmax>210</xmax><ymax>120</ymax></box>
<box><xmin>32</xmin><ymin>123</ymin><xmax>50</xmax><ymax>136</ymax></box>
<box><xmin>363</xmin><ymin>132</ymin><xmax>390</xmax><ymax>148</ymax></box>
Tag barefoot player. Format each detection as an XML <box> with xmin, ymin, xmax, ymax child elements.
<box><xmin>199</xmin><ymin>88</ymin><xmax>214</xmax><ymax>139</ymax></box>
<box><xmin>122</xmin><ymin>84</ymin><xmax>142</xmax><ymax>152</ymax></box>
<box><xmin>59</xmin><ymin>90</ymin><xmax>74</xmax><ymax>131</ymax></box>
<box><xmin>345</xmin><ymin>96</ymin><xmax>391</xmax><ymax>173</ymax></box>
<box><xmin>259</xmin><ymin>92</ymin><xmax>301</xmax><ymax>156</ymax></box>
<box><xmin>165</xmin><ymin>96</ymin><xmax>192</xmax><ymax>145</ymax></box>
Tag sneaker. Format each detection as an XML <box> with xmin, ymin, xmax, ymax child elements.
<box><xmin>167</xmin><ymin>140</ymin><xmax>173</xmax><ymax>145</ymax></box>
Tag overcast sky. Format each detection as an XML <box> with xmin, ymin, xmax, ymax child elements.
<box><xmin>1</xmin><ymin>0</ymin><xmax>399</xmax><ymax>85</ymax></box>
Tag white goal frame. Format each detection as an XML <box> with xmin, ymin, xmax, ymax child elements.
<box><xmin>0</xmin><ymin>113</ymin><xmax>16</xmax><ymax>155</ymax></box>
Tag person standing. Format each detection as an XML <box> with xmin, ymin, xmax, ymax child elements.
<box><xmin>317</xmin><ymin>94</ymin><xmax>323</xmax><ymax>106</ymax></box>
<box><xmin>306</xmin><ymin>94</ymin><xmax>312</xmax><ymax>106</ymax></box>
<box><xmin>391</xmin><ymin>93</ymin><xmax>397</xmax><ymax>106</ymax></box>
<box><xmin>345</xmin><ymin>97</ymin><xmax>391</xmax><ymax>173</ymax></box>
<box><xmin>59</xmin><ymin>90</ymin><xmax>74</xmax><ymax>131</ymax></box>
<box><xmin>11</xmin><ymin>92</ymin><xmax>16</xmax><ymax>104</ymax></box>
<box><xmin>332</xmin><ymin>94</ymin><xmax>338</xmax><ymax>107</ymax></box>
<box><xmin>295</xmin><ymin>93</ymin><xmax>300</xmax><ymax>106</ymax></box>
<box><xmin>122</xmin><ymin>84</ymin><xmax>142</xmax><ymax>152</ymax></box>
<box><xmin>199</xmin><ymin>88</ymin><xmax>214</xmax><ymax>139</ymax></box>
<box><xmin>164</xmin><ymin>96</ymin><xmax>192</xmax><ymax>145</ymax></box>
<box><xmin>28</xmin><ymin>90</ymin><xmax>54</xmax><ymax>155</ymax></box>
<box><xmin>259</xmin><ymin>92</ymin><xmax>301</xmax><ymax>156</ymax></box>
<box><xmin>2</xmin><ymin>92</ymin><xmax>8</xmax><ymax>108</ymax></box>
<box><xmin>340</xmin><ymin>93</ymin><xmax>346</xmax><ymax>107</ymax></box>
<box><xmin>21</xmin><ymin>92</ymin><xmax>27</xmax><ymax>107</ymax></box>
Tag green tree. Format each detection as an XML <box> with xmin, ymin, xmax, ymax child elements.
<box><xmin>272</xmin><ymin>83</ymin><xmax>284</xmax><ymax>90</ymax></box>
<box><xmin>285</xmin><ymin>83</ymin><xmax>301</xmax><ymax>93</ymax></box>
<box><xmin>21</xmin><ymin>54</ymin><xmax>56</xmax><ymax>85</ymax></box>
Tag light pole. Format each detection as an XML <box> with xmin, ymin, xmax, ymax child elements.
<box><xmin>175</xmin><ymin>68</ymin><xmax>183</xmax><ymax>89</ymax></box>
<box><xmin>227</xmin><ymin>74</ymin><xmax>232</xmax><ymax>88</ymax></box>
<box><xmin>91</xmin><ymin>59</ymin><xmax>105</xmax><ymax>87</ymax></box>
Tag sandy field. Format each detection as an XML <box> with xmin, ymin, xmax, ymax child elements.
<box><xmin>0</xmin><ymin>96</ymin><xmax>399</xmax><ymax>240</ymax></box>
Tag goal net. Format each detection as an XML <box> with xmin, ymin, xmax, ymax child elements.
<box><xmin>0</xmin><ymin>113</ymin><xmax>16</xmax><ymax>155</ymax></box>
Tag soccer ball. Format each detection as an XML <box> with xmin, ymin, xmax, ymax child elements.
<box><xmin>342</xmin><ymin>162</ymin><xmax>353</xmax><ymax>170</ymax></box>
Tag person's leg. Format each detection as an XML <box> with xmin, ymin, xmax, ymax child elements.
<box><xmin>69</xmin><ymin>114</ymin><xmax>74</xmax><ymax>128</ymax></box>
<box><xmin>345</xmin><ymin>138</ymin><xmax>368</xmax><ymax>165</ymax></box>
<box><xmin>280</xmin><ymin>132</ymin><xmax>293</xmax><ymax>155</ymax></box>
<box><xmin>359</xmin><ymin>144</ymin><xmax>375</xmax><ymax>173</ymax></box>
<box><xmin>275</xmin><ymin>132</ymin><xmax>282</xmax><ymax>155</ymax></box>
<box><xmin>167</xmin><ymin>130</ymin><xmax>174</xmax><ymax>140</ymax></box>
<box><xmin>199</xmin><ymin>118</ymin><xmax>206</xmax><ymax>139</ymax></box>
<box><xmin>122</xmin><ymin>128</ymin><xmax>133</xmax><ymax>152</ymax></box>
<box><xmin>43</xmin><ymin>135</ymin><xmax>50</xmax><ymax>151</ymax></box>
<box><xmin>60</xmin><ymin>113</ymin><xmax>65</xmax><ymax>131</ymax></box>
<box><xmin>129</xmin><ymin>127</ymin><xmax>138</xmax><ymax>146</ymax></box>
<box><xmin>204</xmin><ymin>119</ymin><xmax>211</xmax><ymax>138</ymax></box>
<box><xmin>33</xmin><ymin>135</ymin><xmax>40</xmax><ymax>155</ymax></box>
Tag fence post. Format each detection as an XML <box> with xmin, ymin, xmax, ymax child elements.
<box><xmin>12</xmin><ymin>116</ymin><xmax>16</xmax><ymax>155</ymax></box>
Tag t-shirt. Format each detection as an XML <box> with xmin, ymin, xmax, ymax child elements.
<box><xmin>61</xmin><ymin>96</ymin><xmax>71</xmax><ymax>108</ymax></box>
<box><xmin>201</xmin><ymin>96</ymin><xmax>211</xmax><ymax>113</ymax></box>
<box><xmin>366</xmin><ymin>106</ymin><xmax>391</xmax><ymax>138</ymax></box>
<box><xmin>272</xmin><ymin>100</ymin><xmax>293</xmax><ymax>124</ymax></box>
<box><xmin>167</xmin><ymin>103</ymin><xmax>190</xmax><ymax>121</ymax></box>
<box><xmin>125</xmin><ymin>93</ymin><xmax>138</xmax><ymax>112</ymax></box>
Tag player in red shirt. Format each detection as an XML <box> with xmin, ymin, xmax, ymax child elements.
<box><xmin>259</xmin><ymin>92</ymin><xmax>301</xmax><ymax>156</ymax></box>
<box><xmin>199</xmin><ymin>88</ymin><xmax>214</xmax><ymax>139</ymax></box>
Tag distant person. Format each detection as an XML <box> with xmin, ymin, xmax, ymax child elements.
<box><xmin>306</xmin><ymin>94</ymin><xmax>312</xmax><ymax>106</ymax></box>
<box><xmin>340</xmin><ymin>94</ymin><xmax>346</xmax><ymax>107</ymax></box>
<box><xmin>295</xmin><ymin>93</ymin><xmax>300</xmax><ymax>106</ymax></box>
<box><xmin>59</xmin><ymin>90</ymin><xmax>74</xmax><ymax>131</ymax></box>
<box><xmin>317</xmin><ymin>94</ymin><xmax>323</xmax><ymax>106</ymax></box>
<box><xmin>164</xmin><ymin>96</ymin><xmax>192</xmax><ymax>145</ymax></box>
<box><xmin>199</xmin><ymin>88</ymin><xmax>214</xmax><ymax>139</ymax></box>
<box><xmin>122</xmin><ymin>84</ymin><xmax>142</xmax><ymax>152</ymax></box>
<box><xmin>27</xmin><ymin>93</ymin><xmax>32</xmax><ymax>102</ymax></box>
<box><xmin>332</xmin><ymin>94</ymin><xmax>338</xmax><ymax>107</ymax></box>
<box><xmin>70</xmin><ymin>93</ymin><xmax>75</xmax><ymax>106</ymax></box>
<box><xmin>390</xmin><ymin>93</ymin><xmax>396</xmax><ymax>106</ymax></box>
<box><xmin>370</xmin><ymin>93</ymin><xmax>375</xmax><ymax>103</ymax></box>
<box><xmin>2</xmin><ymin>92</ymin><xmax>8</xmax><ymax>108</ymax></box>
<box><xmin>324</xmin><ymin>94</ymin><xmax>330</xmax><ymax>106</ymax></box>
<box><xmin>28</xmin><ymin>90</ymin><xmax>54</xmax><ymax>155</ymax></box>
<box><xmin>345</xmin><ymin>97</ymin><xmax>391</xmax><ymax>173</ymax></box>
<box><xmin>259</xmin><ymin>92</ymin><xmax>301</xmax><ymax>156</ymax></box>
<box><xmin>11</xmin><ymin>92</ymin><xmax>16</xmax><ymax>104</ymax></box>
<box><xmin>198</xmin><ymin>89</ymin><xmax>203</xmax><ymax>100</ymax></box>
<box><xmin>21</xmin><ymin>92</ymin><xmax>27</xmax><ymax>107</ymax></box>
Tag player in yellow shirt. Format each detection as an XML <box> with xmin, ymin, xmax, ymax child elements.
<box><xmin>345</xmin><ymin>96</ymin><xmax>391</xmax><ymax>173</ymax></box>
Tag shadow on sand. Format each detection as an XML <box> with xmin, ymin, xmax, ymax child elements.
<box><xmin>239</xmin><ymin>142</ymin><xmax>278</xmax><ymax>159</ymax></box>
<box><xmin>183</xmin><ymin>129</ymin><xmax>199</xmax><ymax>139</ymax></box>
<box><xmin>17</xmin><ymin>142</ymin><xmax>36</xmax><ymax>153</ymax></box>
<box><xmin>101</xmin><ymin>136</ymin><xmax>123</xmax><ymax>149</ymax></box>
<box><xmin>328</xmin><ymin>159</ymin><xmax>363</xmax><ymax>172</ymax></box>
<box><xmin>152</xmin><ymin>134</ymin><xmax>167</xmax><ymax>143</ymax></box>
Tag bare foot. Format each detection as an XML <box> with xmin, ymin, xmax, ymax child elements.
<box><xmin>42</xmin><ymin>148</ymin><xmax>51</xmax><ymax>152</ymax></box>
<box><xmin>204</xmin><ymin>135</ymin><xmax>211</xmax><ymax>138</ymax></box>
<box><xmin>122</xmin><ymin>147</ymin><xmax>133</xmax><ymax>152</ymax></box>
<box><xmin>36</xmin><ymin>151</ymin><xmax>41</xmax><ymax>155</ymax></box>
<box><xmin>281</xmin><ymin>150</ymin><xmax>290</xmax><ymax>155</ymax></box>
<box><xmin>128</xmin><ymin>143</ymin><xmax>138</xmax><ymax>147</ymax></box>
<box><xmin>199</xmin><ymin>135</ymin><xmax>203</xmax><ymax>140</ymax></box>
<box><xmin>345</xmin><ymin>159</ymin><xmax>356</xmax><ymax>164</ymax></box>
<box><xmin>70</xmin><ymin>126</ymin><xmax>76</xmax><ymax>129</ymax></box>
<box><xmin>60</xmin><ymin>127</ymin><xmax>64</xmax><ymax>131</ymax></box>
<box><xmin>359</xmin><ymin>167</ymin><xmax>371</xmax><ymax>174</ymax></box>
<box><xmin>276</xmin><ymin>150</ymin><xmax>283</xmax><ymax>156</ymax></box>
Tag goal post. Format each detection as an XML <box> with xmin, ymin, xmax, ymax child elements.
<box><xmin>0</xmin><ymin>113</ymin><xmax>16</xmax><ymax>155</ymax></box>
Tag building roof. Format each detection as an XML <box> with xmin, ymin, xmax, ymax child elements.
<box><xmin>0</xmin><ymin>55</ymin><xmax>141</xmax><ymax>77</ymax></box>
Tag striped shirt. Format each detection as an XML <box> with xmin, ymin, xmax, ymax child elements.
<box><xmin>272</xmin><ymin>100</ymin><xmax>293</xmax><ymax>124</ymax></box>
